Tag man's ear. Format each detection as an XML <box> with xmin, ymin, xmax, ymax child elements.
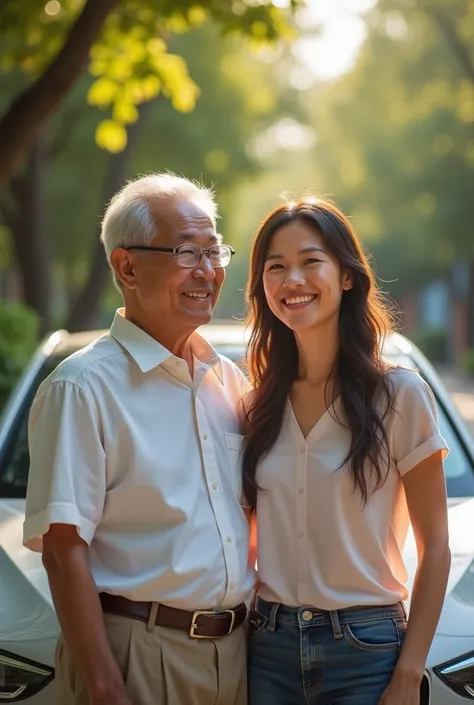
<box><xmin>110</xmin><ymin>248</ymin><xmax>138</xmax><ymax>290</ymax></box>
<box><xmin>342</xmin><ymin>269</ymin><xmax>353</xmax><ymax>291</ymax></box>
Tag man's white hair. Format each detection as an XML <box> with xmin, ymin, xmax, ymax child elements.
<box><xmin>100</xmin><ymin>173</ymin><xmax>218</xmax><ymax>286</ymax></box>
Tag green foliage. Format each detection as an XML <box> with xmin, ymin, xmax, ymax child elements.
<box><xmin>0</xmin><ymin>0</ymin><xmax>301</xmax><ymax>326</ymax></box>
<box><xmin>42</xmin><ymin>21</ymin><xmax>293</xmax><ymax>279</ymax></box>
<box><xmin>0</xmin><ymin>301</ymin><xmax>39</xmax><ymax>410</ymax></box>
<box><xmin>217</xmin><ymin>0</ymin><xmax>474</xmax><ymax>317</ymax></box>
<box><xmin>412</xmin><ymin>327</ymin><xmax>449</xmax><ymax>363</ymax></box>
<box><xmin>303</xmin><ymin>0</ymin><xmax>474</xmax><ymax>296</ymax></box>
<box><xmin>0</xmin><ymin>0</ymin><xmax>296</xmax><ymax>153</ymax></box>
<box><xmin>461</xmin><ymin>348</ymin><xmax>474</xmax><ymax>377</ymax></box>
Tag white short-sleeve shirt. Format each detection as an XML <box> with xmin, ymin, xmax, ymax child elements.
<box><xmin>23</xmin><ymin>309</ymin><xmax>256</xmax><ymax>609</ymax></box>
<box><xmin>255</xmin><ymin>367</ymin><xmax>449</xmax><ymax>610</ymax></box>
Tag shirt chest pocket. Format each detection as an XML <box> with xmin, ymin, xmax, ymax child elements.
<box><xmin>224</xmin><ymin>433</ymin><xmax>246</xmax><ymax>505</ymax></box>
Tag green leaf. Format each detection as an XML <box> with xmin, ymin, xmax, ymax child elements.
<box><xmin>136</xmin><ymin>75</ymin><xmax>162</xmax><ymax>102</ymax></box>
<box><xmin>87</xmin><ymin>77</ymin><xmax>118</xmax><ymax>108</ymax></box>
<box><xmin>95</xmin><ymin>120</ymin><xmax>128</xmax><ymax>153</ymax></box>
<box><xmin>112</xmin><ymin>100</ymin><xmax>139</xmax><ymax>124</ymax></box>
<box><xmin>187</xmin><ymin>6</ymin><xmax>207</xmax><ymax>25</ymax></box>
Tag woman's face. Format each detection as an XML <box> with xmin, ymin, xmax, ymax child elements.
<box><xmin>262</xmin><ymin>219</ymin><xmax>352</xmax><ymax>334</ymax></box>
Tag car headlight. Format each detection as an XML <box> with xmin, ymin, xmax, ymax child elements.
<box><xmin>0</xmin><ymin>649</ymin><xmax>54</xmax><ymax>701</ymax></box>
<box><xmin>434</xmin><ymin>651</ymin><xmax>474</xmax><ymax>699</ymax></box>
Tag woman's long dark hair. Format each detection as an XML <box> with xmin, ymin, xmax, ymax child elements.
<box><xmin>242</xmin><ymin>197</ymin><xmax>396</xmax><ymax>513</ymax></box>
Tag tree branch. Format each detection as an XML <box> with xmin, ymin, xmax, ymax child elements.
<box><xmin>423</xmin><ymin>3</ymin><xmax>474</xmax><ymax>85</ymax></box>
<box><xmin>0</xmin><ymin>0</ymin><xmax>119</xmax><ymax>190</ymax></box>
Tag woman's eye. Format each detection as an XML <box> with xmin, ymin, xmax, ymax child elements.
<box><xmin>267</xmin><ymin>263</ymin><xmax>283</xmax><ymax>271</ymax></box>
<box><xmin>304</xmin><ymin>258</ymin><xmax>322</xmax><ymax>265</ymax></box>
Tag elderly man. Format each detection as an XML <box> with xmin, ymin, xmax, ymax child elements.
<box><xmin>23</xmin><ymin>174</ymin><xmax>254</xmax><ymax>705</ymax></box>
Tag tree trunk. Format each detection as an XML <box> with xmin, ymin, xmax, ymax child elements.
<box><xmin>9</xmin><ymin>137</ymin><xmax>52</xmax><ymax>335</ymax></box>
<box><xmin>65</xmin><ymin>109</ymin><xmax>147</xmax><ymax>332</ymax></box>
<box><xmin>0</xmin><ymin>0</ymin><xmax>118</xmax><ymax>189</ymax></box>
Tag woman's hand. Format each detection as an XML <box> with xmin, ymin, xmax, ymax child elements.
<box><xmin>379</xmin><ymin>684</ymin><xmax>419</xmax><ymax>705</ymax></box>
<box><xmin>378</xmin><ymin>670</ymin><xmax>421</xmax><ymax>705</ymax></box>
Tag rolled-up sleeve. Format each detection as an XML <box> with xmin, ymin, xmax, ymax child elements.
<box><xmin>23</xmin><ymin>380</ymin><xmax>106</xmax><ymax>551</ymax></box>
<box><xmin>392</xmin><ymin>371</ymin><xmax>449</xmax><ymax>477</ymax></box>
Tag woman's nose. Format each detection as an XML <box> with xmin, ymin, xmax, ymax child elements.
<box><xmin>283</xmin><ymin>267</ymin><xmax>305</xmax><ymax>286</ymax></box>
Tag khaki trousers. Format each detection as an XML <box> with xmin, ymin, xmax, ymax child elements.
<box><xmin>55</xmin><ymin>612</ymin><xmax>248</xmax><ymax>705</ymax></box>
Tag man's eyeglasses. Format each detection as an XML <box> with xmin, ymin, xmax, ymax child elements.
<box><xmin>123</xmin><ymin>244</ymin><xmax>235</xmax><ymax>269</ymax></box>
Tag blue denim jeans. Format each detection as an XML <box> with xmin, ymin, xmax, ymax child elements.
<box><xmin>248</xmin><ymin>597</ymin><xmax>407</xmax><ymax>705</ymax></box>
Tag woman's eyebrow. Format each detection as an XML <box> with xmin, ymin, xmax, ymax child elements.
<box><xmin>265</xmin><ymin>246</ymin><xmax>326</xmax><ymax>261</ymax></box>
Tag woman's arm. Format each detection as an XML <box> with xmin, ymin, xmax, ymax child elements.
<box><xmin>380</xmin><ymin>449</ymin><xmax>450</xmax><ymax>704</ymax></box>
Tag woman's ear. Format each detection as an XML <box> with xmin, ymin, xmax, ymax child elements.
<box><xmin>342</xmin><ymin>269</ymin><xmax>353</xmax><ymax>291</ymax></box>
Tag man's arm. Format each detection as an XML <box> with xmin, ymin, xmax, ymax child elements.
<box><xmin>43</xmin><ymin>524</ymin><xmax>133</xmax><ymax>705</ymax></box>
<box><xmin>23</xmin><ymin>378</ymin><xmax>132</xmax><ymax>704</ymax></box>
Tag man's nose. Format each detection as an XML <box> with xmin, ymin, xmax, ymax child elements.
<box><xmin>193</xmin><ymin>254</ymin><xmax>216</xmax><ymax>280</ymax></box>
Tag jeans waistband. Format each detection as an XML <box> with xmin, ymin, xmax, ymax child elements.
<box><xmin>255</xmin><ymin>597</ymin><xmax>407</xmax><ymax>639</ymax></box>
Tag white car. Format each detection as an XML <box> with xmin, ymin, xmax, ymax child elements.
<box><xmin>0</xmin><ymin>324</ymin><xmax>473</xmax><ymax>703</ymax></box>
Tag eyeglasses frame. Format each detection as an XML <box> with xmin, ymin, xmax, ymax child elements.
<box><xmin>121</xmin><ymin>243</ymin><xmax>235</xmax><ymax>268</ymax></box>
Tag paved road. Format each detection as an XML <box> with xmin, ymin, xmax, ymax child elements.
<box><xmin>437</xmin><ymin>367</ymin><xmax>474</xmax><ymax>438</ymax></box>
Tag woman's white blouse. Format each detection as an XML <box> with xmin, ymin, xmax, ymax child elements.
<box><xmin>255</xmin><ymin>367</ymin><xmax>449</xmax><ymax>610</ymax></box>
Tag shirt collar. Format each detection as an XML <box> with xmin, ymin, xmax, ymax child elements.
<box><xmin>110</xmin><ymin>309</ymin><xmax>224</xmax><ymax>383</ymax></box>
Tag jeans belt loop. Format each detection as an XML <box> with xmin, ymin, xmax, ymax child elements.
<box><xmin>268</xmin><ymin>602</ymin><xmax>280</xmax><ymax>632</ymax></box>
<box><xmin>329</xmin><ymin>610</ymin><xmax>343</xmax><ymax>639</ymax></box>
<box><xmin>146</xmin><ymin>602</ymin><xmax>159</xmax><ymax>632</ymax></box>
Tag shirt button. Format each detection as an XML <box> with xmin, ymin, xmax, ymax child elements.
<box><xmin>176</xmin><ymin>361</ymin><xmax>182</xmax><ymax>366</ymax></box>
<box><xmin>203</xmin><ymin>434</ymin><xmax>208</xmax><ymax>440</ymax></box>
<box><xmin>298</xmin><ymin>531</ymin><xmax>304</xmax><ymax>538</ymax></box>
<box><xmin>229</xmin><ymin>583</ymin><xmax>235</xmax><ymax>590</ymax></box>
<box><xmin>300</xmin><ymin>446</ymin><xmax>305</xmax><ymax>453</ymax></box>
<box><xmin>302</xmin><ymin>610</ymin><xmax>313</xmax><ymax>622</ymax></box>
<box><xmin>226</xmin><ymin>536</ymin><xmax>232</xmax><ymax>543</ymax></box>
<box><xmin>298</xmin><ymin>487</ymin><xmax>304</xmax><ymax>494</ymax></box>
<box><xmin>212</xmin><ymin>483</ymin><xmax>218</xmax><ymax>490</ymax></box>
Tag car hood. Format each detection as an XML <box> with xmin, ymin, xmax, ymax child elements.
<box><xmin>0</xmin><ymin>499</ymin><xmax>58</xmax><ymax>657</ymax></box>
<box><xmin>403</xmin><ymin>496</ymin><xmax>474</xmax><ymax>637</ymax></box>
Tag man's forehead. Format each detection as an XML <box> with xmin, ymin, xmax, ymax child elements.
<box><xmin>149</xmin><ymin>195</ymin><xmax>213</xmax><ymax>225</ymax></box>
<box><xmin>148</xmin><ymin>195</ymin><xmax>217</xmax><ymax>242</ymax></box>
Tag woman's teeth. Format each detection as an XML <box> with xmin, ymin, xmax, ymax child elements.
<box><xmin>284</xmin><ymin>295</ymin><xmax>316</xmax><ymax>305</ymax></box>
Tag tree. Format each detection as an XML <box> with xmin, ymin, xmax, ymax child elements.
<box><xmin>0</xmin><ymin>0</ymin><xmax>296</xmax><ymax>189</ymax></box>
<box><xmin>215</xmin><ymin>0</ymin><xmax>474</xmax><ymax>327</ymax></box>
<box><xmin>66</xmin><ymin>22</ymin><xmax>291</xmax><ymax>330</ymax></box>
<box><xmin>0</xmin><ymin>14</ymin><xmax>297</xmax><ymax>330</ymax></box>
<box><xmin>301</xmin><ymin>0</ymin><xmax>473</xmax><ymax>294</ymax></box>
<box><xmin>0</xmin><ymin>0</ymin><xmax>297</xmax><ymax>331</ymax></box>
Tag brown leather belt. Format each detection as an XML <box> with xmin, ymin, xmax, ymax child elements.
<box><xmin>99</xmin><ymin>593</ymin><xmax>247</xmax><ymax>639</ymax></box>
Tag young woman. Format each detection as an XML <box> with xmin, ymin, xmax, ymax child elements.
<box><xmin>242</xmin><ymin>197</ymin><xmax>450</xmax><ymax>705</ymax></box>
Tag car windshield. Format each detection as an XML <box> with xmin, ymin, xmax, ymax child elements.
<box><xmin>1</xmin><ymin>345</ymin><xmax>474</xmax><ymax>499</ymax></box>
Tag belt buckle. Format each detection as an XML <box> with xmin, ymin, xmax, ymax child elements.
<box><xmin>189</xmin><ymin>609</ymin><xmax>236</xmax><ymax>639</ymax></box>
